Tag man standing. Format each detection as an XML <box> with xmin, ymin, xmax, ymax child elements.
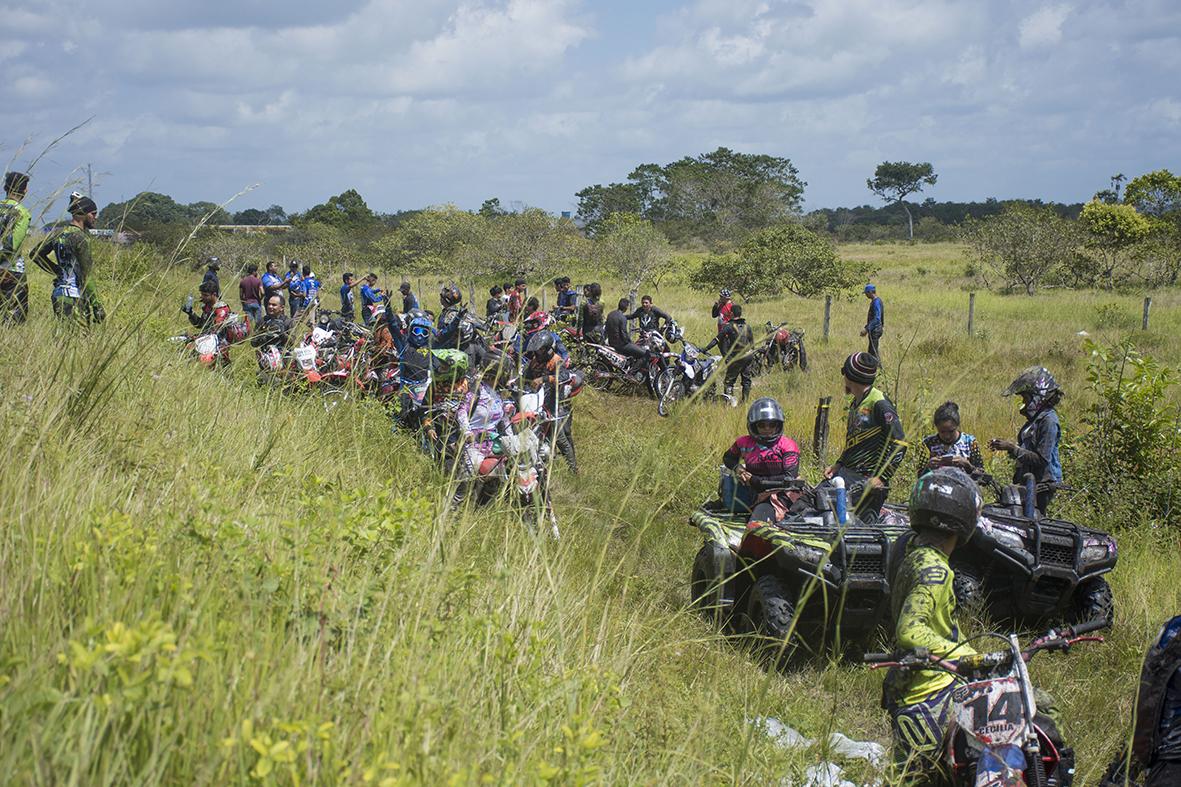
<box><xmin>861</xmin><ymin>283</ymin><xmax>884</xmax><ymax>359</ymax></box>
<box><xmin>507</xmin><ymin>278</ymin><xmax>527</xmax><ymax>321</ymax></box>
<box><xmin>711</xmin><ymin>288</ymin><xmax>733</xmax><ymax>333</ymax></box>
<box><xmin>399</xmin><ymin>281</ymin><xmax>418</xmax><ymax>313</ymax></box>
<box><xmin>284</xmin><ymin>261</ymin><xmax>303</xmax><ymax>317</ymax></box>
<box><xmin>340</xmin><ymin>272</ymin><xmax>359</xmax><ymax>320</ymax></box>
<box><xmin>555</xmin><ymin>276</ymin><xmax>578</xmax><ymax>320</ymax></box>
<box><xmin>33</xmin><ymin>193</ymin><xmax>104</xmax><ymax>323</ymax></box>
<box><xmin>824</xmin><ymin>352</ymin><xmax>906</xmax><ymax>516</ymax></box>
<box><xmin>261</xmin><ymin>260</ymin><xmax>284</xmax><ymax>301</ymax></box>
<box><xmin>360</xmin><ymin>273</ymin><xmax>384</xmax><ymax>326</ymax></box>
<box><xmin>203</xmin><ymin>257</ymin><xmax>221</xmax><ymax>295</ymax></box>
<box><xmin>704</xmin><ymin>303</ymin><xmax>754</xmax><ymax>402</ymax></box>
<box><xmin>0</xmin><ymin>171</ymin><xmax>31</xmax><ymax>323</ymax></box>
<box><xmin>238</xmin><ymin>263</ymin><xmax>263</xmax><ymax>326</ymax></box>
<box><xmin>626</xmin><ymin>295</ymin><xmax>673</xmax><ymax>335</ymax></box>
<box><xmin>300</xmin><ymin>264</ymin><xmax>320</xmax><ymax>317</ymax></box>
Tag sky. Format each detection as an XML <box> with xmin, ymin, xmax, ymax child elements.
<box><xmin>4</xmin><ymin>0</ymin><xmax>1180</xmax><ymax>218</ymax></box>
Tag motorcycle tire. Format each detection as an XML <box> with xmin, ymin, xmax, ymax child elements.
<box><xmin>587</xmin><ymin>358</ymin><xmax>616</xmax><ymax>392</ymax></box>
<box><xmin>748</xmin><ymin>574</ymin><xmax>796</xmax><ymax>660</ymax></box>
<box><xmin>797</xmin><ymin>342</ymin><xmax>808</xmax><ymax>371</ymax></box>
<box><xmin>657</xmin><ymin>378</ymin><xmax>684</xmax><ymax>418</ymax></box>
<box><xmin>1069</xmin><ymin>577</ymin><xmax>1114</xmax><ymax>628</ymax></box>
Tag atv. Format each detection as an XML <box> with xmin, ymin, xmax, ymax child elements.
<box><xmin>689</xmin><ymin>476</ymin><xmax>910</xmax><ymax>659</ymax></box>
<box><xmin>878</xmin><ymin>474</ymin><xmax>1117</xmax><ymax>627</ymax></box>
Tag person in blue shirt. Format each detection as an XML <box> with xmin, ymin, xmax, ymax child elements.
<box><xmin>360</xmin><ymin>272</ymin><xmax>385</xmax><ymax>326</ymax></box>
<box><xmin>989</xmin><ymin>366</ymin><xmax>1064</xmax><ymax>515</ymax></box>
<box><xmin>554</xmin><ymin>276</ymin><xmax>578</xmax><ymax>320</ymax></box>
<box><xmin>340</xmin><ymin>272</ymin><xmax>359</xmax><ymax>320</ymax></box>
<box><xmin>261</xmin><ymin>261</ymin><xmax>284</xmax><ymax>301</ymax></box>
<box><xmin>300</xmin><ymin>264</ymin><xmax>321</xmax><ymax>315</ymax></box>
<box><xmin>861</xmin><ymin>283</ymin><xmax>884</xmax><ymax>359</ymax></box>
<box><xmin>284</xmin><ymin>261</ymin><xmax>304</xmax><ymax>317</ymax></box>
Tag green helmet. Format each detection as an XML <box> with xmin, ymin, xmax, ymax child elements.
<box><xmin>431</xmin><ymin>349</ymin><xmax>469</xmax><ymax>384</ymax></box>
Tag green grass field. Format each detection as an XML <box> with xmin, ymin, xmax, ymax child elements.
<box><xmin>0</xmin><ymin>241</ymin><xmax>1178</xmax><ymax>784</ymax></box>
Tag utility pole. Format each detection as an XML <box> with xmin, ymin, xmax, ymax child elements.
<box><xmin>87</xmin><ymin>163</ymin><xmax>93</xmax><ymax>200</ymax></box>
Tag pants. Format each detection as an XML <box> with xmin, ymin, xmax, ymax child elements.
<box><xmin>553</xmin><ymin>412</ymin><xmax>577</xmax><ymax>473</ymax></box>
<box><xmin>243</xmin><ymin>302</ymin><xmax>263</xmax><ymax>327</ymax></box>
<box><xmin>616</xmin><ymin>342</ymin><xmax>648</xmax><ymax>363</ymax></box>
<box><xmin>289</xmin><ymin>295</ymin><xmax>304</xmax><ymax>317</ymax></box>
<box><xmin>724</xmin><ymin>358</ymin><xmax>753</xmax><ymax>401</ymax></box>
<box><xmin>52</xmin><ymin>284</ymin><xmax>105</xmax><ymax>324</ymax></box>
<box><xmin>868</xmin><ymin>329</ymin><xmax>882</xmax><ymax>359</ymax></box>
<box><xmin>0</xmin><ymin>271</ymin><xmax>28</xmax><ymax>323</ymax></box>
<box><xmin>1036</xmin><ymin>488</ymin><xmax>1056</xmax><ymax>516</ymax></box>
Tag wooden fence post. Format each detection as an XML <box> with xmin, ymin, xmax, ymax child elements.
<box><xmin>822</xmin><ymin>295</ymin><xmax>832</xmax><ymax>342</ymax></box>
<box><xmin>968</xmin><ymin>292</ymin><xmax>976</xmax><ymax>336</ymax></box>
<box><xmin>1143</xmin><ymin>296</ymin><xmax>1152</xmax><ymax>330</ymax></box>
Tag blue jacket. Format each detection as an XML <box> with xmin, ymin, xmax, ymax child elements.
<box><xmin>866</xmin><ymin>296</ymin><xmax>884</xmax><ymax>333</ymax></box>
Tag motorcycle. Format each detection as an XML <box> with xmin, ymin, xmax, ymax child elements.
<box><xmin>168</xmin><ymin>313</ymin><xmax>246</xmax><ymax>368</ymax></box>
<box><xmin>656</xmin><ymin>339</ymin><xmax>737</xmax><ymax>417</ymax></box>
<box><xmin>584</xmin><ymin>328</ymin><xmax>676</xmax><ymax>397</ymax></box>
<box><xmin>749</xmin><ymin>322</ymin><xmax>808</xmax><ymax>376</ymax></box>
<box><xmin>863</xmin><ymin>619</ymin><xmax>1108</xmax><ymax>786</ymax></box>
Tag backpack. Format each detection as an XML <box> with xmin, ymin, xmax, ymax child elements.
<box><xmin>0</xmin><ymin>201</ymin><xmax>23</xmax><ymax>256</ymax></box>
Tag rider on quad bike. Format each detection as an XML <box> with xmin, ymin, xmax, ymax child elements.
<box><xmin>989</xmin><ymin>366</ymin><xmax>1064</xmax><ymax>516</ymax></box>
<box><xmin>720</xmin><ymin>397</ymin><xmax>801</xmax><ymax>521</ymax></box>
<box><xmin>886</xmin><ymin>467</ymin><xmax>1072</xmax><ymax>786</ymax></box>
<box><xmin>824</xmin><ymin>352</ymin><xmax>907</xmax><ymax>517</ymax></box>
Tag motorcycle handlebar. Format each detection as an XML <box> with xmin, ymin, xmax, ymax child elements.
<box><xmin>861</xmin><ymin>653</ymin><xmax>893</xmax><ymax>664</ymax></box>
<box><xmin>1066</xmin><ymin>618</ymin><xmax>1110</xmax><ymax>637</ymax></box>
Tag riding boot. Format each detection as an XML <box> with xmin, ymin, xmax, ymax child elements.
<box><xmin>556</xmin><ymin>422</ymin><xmax>578</xmax><ymax>474</ymax></box>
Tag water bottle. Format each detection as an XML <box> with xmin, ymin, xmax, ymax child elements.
<box><xmin>833</xmin><ymin>476</ymin><xmax>848</xmax><ymax>525</ymax></box>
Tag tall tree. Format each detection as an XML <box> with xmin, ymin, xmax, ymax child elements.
<box><xmin>1079</xmin><ymin>200</ymin><xmax>1153</xmax><ymax>288</ymax></box>
<box><xmin>867</xmin><ymin>161</ymin><xmax>938</xmax><ymax>241</ymax></box>
<box><xmin>298</xmin><ymin>189</ymin><xmax>377</xmax><ymax>230</ymax></box>
<box><xmin>594</xmin><ymin>213</ymin><xmax>675</xmax><ymax>290</ymax></box>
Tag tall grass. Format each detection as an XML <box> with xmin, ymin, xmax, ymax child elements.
<box><xmin>0</xmin><ymin>242</ymin><xmax>1176</xmax><ymax>784</ymax></box>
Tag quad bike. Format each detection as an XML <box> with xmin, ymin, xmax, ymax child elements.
<box><xmin>879</xmin><ymin>474</ymin><xmax>1117</xmax><ymax>627</ymax></box>
<box><xmin>689</xmin><ymin>474</ymin><xmax>911</xmax><ymax>657</ymax></box>
<box><xmin>656</xmin><ymin>339</ymin><xmax>736</xmax><ymax>417</ymax></box>
<box><xmin>864</xmin><ymin>619</ymin><xmax>1108</xmax><ymax>786</ymax></box>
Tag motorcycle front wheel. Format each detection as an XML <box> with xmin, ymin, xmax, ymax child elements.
<box><xmin>658</xmin><ymin>378</ymin><xmax>684</xmax><ymax>417</ymax></box>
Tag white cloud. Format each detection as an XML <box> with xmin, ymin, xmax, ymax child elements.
<box><xmin>1019</xmin><ymin>4</ymin><xmax>1071</xmax><ymax>49</ymax></box>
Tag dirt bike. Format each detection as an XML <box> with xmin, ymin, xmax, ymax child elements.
<box><xmin>864</xmin><ymin>619</ymin><xmax>1107</xmax><ymax>786</ymax></box>
<box><xmin>584</xmin><ymin>329</ymin><xmax>675</xmax><ymax>397</ymax></box>
<box><xmin>168</xmin><ymin>313</ymin><xmax>246</xmax><ymax>369</ymax></box>
<box><xmin>656</xmin><ymin>339</ymin><xmax>737</xmax><ymax>417</ymax></box>
<box><xmin>761</xmin><ymin>321</ymin><xmax>808</xmax><ymax>372</ymax></box>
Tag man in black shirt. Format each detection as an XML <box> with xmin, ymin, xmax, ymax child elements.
<box><xmin>625</xmin><ymin>294</ymin><xmax>672</xmax><ymax>334</ymax></box>
<box><xmin>605</xmin><ymin>297</ymin><xmax>647</xmax><ymax>364</ymax></box>
<box><xmin>704</xmin><ymin>303</ymin><xmax>754</xmax><ymax>401</ymax></box>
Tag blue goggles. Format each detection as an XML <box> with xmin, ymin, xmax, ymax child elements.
<box><xmin>410</xmin><ymin>325</ymin><xmax>430</xmax><ymax>338</ymax></box>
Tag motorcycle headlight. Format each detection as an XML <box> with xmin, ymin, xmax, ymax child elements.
<box><xmin>1080</xmin><ymin>537</ymin><xmax>1115</xmax><ymax>566</ymax></box>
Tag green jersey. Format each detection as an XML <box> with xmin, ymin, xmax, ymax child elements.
<box><xmin>891</xmin><ymin>543</ymin><xmax>975</xmax><ymax>706</ymax></box>
<box><xmin>838</xmin><ymin>386</ymin><xmax>907</xmax><ymax>483</ymax></box>
<box><xmin>0</xmin><ymin>197</ymin><xmax>30</xmax><ymax>273</ymax></box>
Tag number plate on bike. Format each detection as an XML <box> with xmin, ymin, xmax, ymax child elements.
<box><xmin>951</xmin><ymin>677</ymin><xmax>1028</xmax><ymax>747</ymax></box>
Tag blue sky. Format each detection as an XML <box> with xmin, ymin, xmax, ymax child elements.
<box><xmin>4</xmin><ymin>0</ymin><xmax>1179</xmax><ymax>219</ymax></box>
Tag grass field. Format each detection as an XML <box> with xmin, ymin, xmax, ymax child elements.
<box><xmin>0</xmin><ymin>241</ymin><xmax>1178</xmax><ymax>785</ymax></box>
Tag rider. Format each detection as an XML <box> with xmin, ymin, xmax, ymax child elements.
<box><xmin>486</xmin><ymin>285</ymin><xmax>505</xmax><ymax>320</ymax></box>
<box><xmin>453</xmin><ymin>361</ymin><xmax>513</xmax><ymax>504</ymax></box>
<box><xmin>605</xmin><ymin>297</ymin><xmax>649</xmax><ymax>367</ymax></box>
<box><xmin>251</xmin><ymin>293</ymin><xmax>294</xmax><ymax>351</ymax></box>
<box><xmin>33</xmin><ymin>193</ymin><xmax>104</xmax><ymax>323</ymax></box>
<box><xmin>578</xmin><ymin>282</ymin><xmax>604</xmax><ymax>341</ymax></box>
<box><xmin>1101</xmin><ymin>616</ymin><xmax>1181</xmax><ymax>787</ymax></box>
<box><xmin>918</xmin><ymin>401</ymin><xmax>984</xmax><ymax>477</ymax></box>
<box><xmin>523</xmin><ymin>331</ymin><xmax>579</xmax><ymax>474</ymax></box>
<box><xmin>887</xmin><ymin>467</ymin><xmax>1070</xmax><ymax>785</ymax></box>
<box><xmin>0</xmin><ymin>171</ymin><xmax>31</xmax><ymax>323</ymax></box>
<box><xmin>424</xmin><ymin>348</ymin><xmax>470</xmax><ymax>456</ymax></box>
<box><xmin>626</xmin><ymin>294</ymin><xmax>672</xmax><ymax>335</ymax></box>
<box><xmin>516</xmin><ymin>310</ymin><xmax>569</xmax><ymax>362</ymax></box>
<box><xmin>183</xmin><ymin>280</ymin><xmax>231</xmax><ymax>333</ymax></box>
<box><xmin>554</xmin><ymin>276</ymin><xmax>578</xmax><ymax>320</ymax></box>
<box><xmin>435</xmin><ymin>283</ymin><xmax>466</xmax><ymax>349</ymax></box>
<box><xmin>360</xmin><ymin>273</ymin><xmax>385</xmax><ymax>326</ymax></box>
<box><xmin>722</xmin><ymin>398</ymin><xmax>801</xmax><ymax>523</ymax></box>
<box><xmin>711</xmin><ymin>288</ymin><xmax>733</xmax><ymax>332</ymax></box>
<box><xmin>703</xmin><ymin>303</ymin><xmax>754</xmax><ymax>402</ymax></box>
<box><xmin>989</xmin><ymin>367</ymin><xmax>1063</xmax><ymax>515</ymax></box>
<box><xmin>824</xmin><ymin>352</ymin><xmax>906</xmax><ymax>516</ymax></box>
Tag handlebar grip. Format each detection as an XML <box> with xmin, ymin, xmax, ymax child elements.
<box><xmin>1068</xmin><ymin>618</ymin><xmax>1110</xmax><ymax>636</ymax></box>
<box><xmin>862</xmin><ymin>653</ymin><xmax>893</xmax><ymax>664</ymax></box>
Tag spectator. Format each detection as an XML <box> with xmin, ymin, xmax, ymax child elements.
<box><xmin>239</xmin><ymin>263</ymin><xmax>264</xmax><ymax>326</ymax></box>
<box><xmin>360</xmin><ymin>273</ymin><xmax>385</xmax><ymax>326</ymax></box>
<box><xmin>203</xmin><ymin>257</ymin><xmax>221</xmax><ymax>295</ymax></box>
<box><xmin>400</xmin><ymin>281</ymin><xmax>418</xmax><ymax>313</ymax></box>
<box><xmin>340</xmin><ymin>272</ymin><xmax>359</xmax><ymax>320</ymax></box>
<box><xmin>861</xmin><ymin>283</ymin><xmax>884</xmax><ymax>359</ymax></box>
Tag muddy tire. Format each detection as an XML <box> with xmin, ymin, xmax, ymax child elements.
<box><xmin>952</xmin><ymin>563</ymin><xmax>987</xmax><ymax>619</ymax></box>
<box><xmin>748</xmin><ymin>574</ymin><xmax>796</xmax><ymax>655</ymax></box>
<box><xmin>1070</xmin><ymin>577</ymin><xmax>1114</xmax><ymax>628</ymax></box>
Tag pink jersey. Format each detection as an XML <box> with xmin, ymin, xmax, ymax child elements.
<box><xmin>725</xmin><ymin>434</ymin><xmax>801</xmax><ymax>479</ymax></box>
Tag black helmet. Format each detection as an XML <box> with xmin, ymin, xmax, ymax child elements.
<box><xmin>524</xmin><ymin>331</ymin><xmax>556</xmax><ymax>365</ymax></box>
<box><xmin>908</xmin><ymin>467</ymin><xmax>982</xmax><ymax>542</ymax></box>
<box><xmin>1002</xmin><ymin>366</ymin><xmax>1062</xmax><ymax>414</ymax></box>
<box><xmin>206</xmin><ymin>256</ymin><xmax>220</xmax><ymax>269</ymax></box>
<box><xmin>746</xmin><ymin>397</ymin><xmax>784</xmax><ymax>448</ymax></box>
<box><xmin>440</xmin><ymin>284</ymin><xmax>462</xmax><ymax>307</ymax></box>
<box><xmin>68</xmin><ymin>193</ymin><xmax>97</xmax><ymax>216</ymax></box>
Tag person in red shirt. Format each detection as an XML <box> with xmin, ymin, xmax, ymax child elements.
<box><xmin>507</xmin><ymin>278</ymin><xmax>527</xmax><ymax>321</ymax></box>
<box><xmin>712</xmin><ymin>288</ymin><xmax>734</xmax><ymax>332</ymax></box>
<box><xmin>239</xmin><ymin>263</ymin><xmax>263</xmax><ymax>326</ymax></box>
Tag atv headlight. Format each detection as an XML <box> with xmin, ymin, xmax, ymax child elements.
<box><xmin>1080</xmin><ymin>537</ymin><xmax>1115</xmax><ymax>566</ymax></box>
<box><xmin>988</xmin><ymin>523</ymin><xmax>1026</xmax><ymax>551</ymax></box>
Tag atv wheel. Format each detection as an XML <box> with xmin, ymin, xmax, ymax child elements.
<box><xmin>951</xmin><ymin>563</ymin><xmax>987</xmax><ymax>619</ymax></box>
<box><xmin>748</xmin><ymin>575</ymin><xmax>796</xmax><ymax>655</ymax></box>
<box><xmin>1069</xmin><ymin>577</ymin><xmax>1114</xmax><ymax>627</ymax></box>
<box><xmin>690</xmin><ymin>545</ymin><xmax>724</xmax><ymax>621</ymax></box>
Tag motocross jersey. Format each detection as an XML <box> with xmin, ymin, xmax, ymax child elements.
<box><xmin>838</xmin><ymin>387</ymin><xmax>907</xmax><ymax>483</ymax></box>
<box><xmin>398</xmin><ymin>344</ymin><xmax>433</xmax><ymax>385</ymax></box>
<box><xmin>920</xmin><ymin>432</ymin><xmax>984</xmax><ymax>472</ymax></box>
<box><xmin>626</xmin><ymin>306</ymin><xmax>671</xmax><ymax>333</ymax></box>
<box><xmin>436</xmin><ymin>306</ymin><xmax>464</xmax><ymax>349</ymax></box>
<box><xmin>262</xmin><ymin>271</ymin><xmax>283</xmax><ymax>297</ymax></box>
<box><xmin>0</xmin><ymin>198</ymin><xmax>30</xmax><ymax>273</ymax></box>
<box><xmin>188</xmin><ymin>301</ymin><xmax>231</xmax><ymax>333</ymax></box>
<box><xmin>251</xmin><ymin>314</ymin><xmax>293</xmax><ymax>349</ymax></box>
<box><xmin>722</xmin><ymin>435</ymin><xmax>801</xmax><ymax>492</ymax></box>
<box><xmin>890</xmin><ymin>544</ymin><xmax>975</xmax><ymax>706</ymax></box>
<box><xmin>34</xmin><ymin>224</ymin><xmax>93</xmax><ymax>299</ymax></box>
<box><xmin>457</xmin><ymin>383</ymin><xmax>507</xmax><ymax>441</ymax></box>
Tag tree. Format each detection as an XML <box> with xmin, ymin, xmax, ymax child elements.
<box><xmin>574</xmin><ymin>182</ymin><xmax>646</xmax><ymax>236</ymax></box>
<box><xmin>690</xmin><ymin>223</ymin><xmax>868</xmax><ymax>301</ymax></box>
<box><xmin>478</xmin><ymin>198</ymin><xmax>506</xmax><ymax>218</ymax></box>
<box><xmin>594</xmin><ymin>213</ymin><xmax>675</xmax><ymax>290</ymax></box>
<box><xmin>464</xmin><ymin>209</ymin><xmax>586</xmax><ymax>280</ymax></box>
<box><xmin>298</xmin><ymin>189</ymin><xmax>377</xmax><ymax>231</ymax></box>
<box><xmin>961</xmin><ymin>204</ymin><xmax>1079</xmax><ymax>295</ymax></box>
<box><xmin>1079</xmin><ymin>200</ymin><xmax>1153</xmax><ymax>288</ymax></box>
<box><xmin>867</xmin><ymin>161</ymin><xmax>938</xmax><ymax>241</ymax></box>
<box><xmin>232</xmin><ymin>208</ymin><xmax>269</xmax><ymax>225</ymax></box>
<box><xmin>374</xmin><ymin>205</ymin><xmax>484</xmax><ymax>274</ymax></box>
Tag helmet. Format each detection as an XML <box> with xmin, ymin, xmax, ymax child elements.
<box><xmin>720</xmin><ymin>288</ymin><xmax>731</xmax><ymax>299</ymax></box>
<box><xmin>431</xmin><ymin>349</ymin><xmax>469</xmax><ymax>384</ymax></box>
<box><xmin>524</xmin><ymin>331</ymin><xmax>556</xmax><ymax>365</ymax></box>
<box><xmin>524</xmin><ymin>310</ymin><xmax>551</xmax><ymax>334</ymax></box>
<box><xmin>1002</xmin><ymin>366</ymin><xmax>1062</xmax><ymax>414</ymax></box>
<box><xmin>407</xmin><ymin>315</ymin><xmax>433</xmax><ymax>348</ymax></box>
<box><xmin>440</xmin><ymin>284</ymin><xmax>462</xmax><ymax>307</ymax></box>
<box><xmin>908</xmin><ymin>467</ymin><xmax>982</xmax><ymax>542</ymax></box>
<box><xmin>746</xmin><ymin>397</ymin><xmax>785</xmax><ymax>448</ymax></box>
<box><xmin>206</xmin><ymin>256</ymin><xmax>220</xmax><ymax>269</ymax></box>
<box><xmin>407</xmin><ymin>307</ymin><xmax>429</xmax><ymax>321</ymax></box>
